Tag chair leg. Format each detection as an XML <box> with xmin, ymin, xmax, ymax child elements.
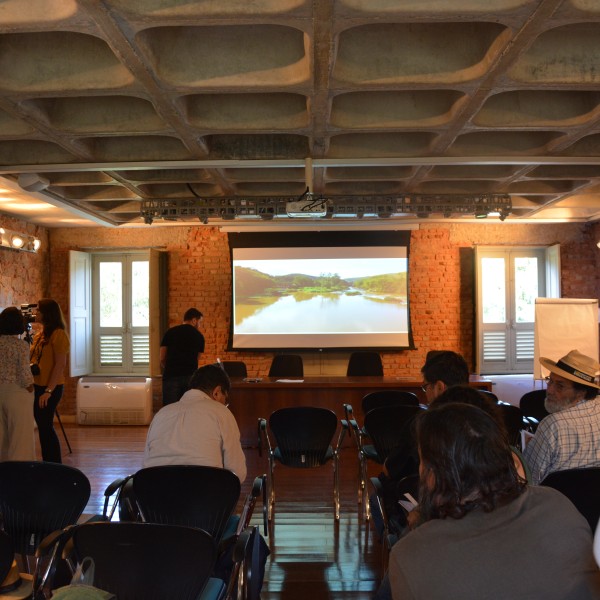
<box><xmin>333</xmin><ymin>455</ymin><xmax>340</xmax><ymax>521</ymax></box>
<box><xmin>267</xmin><ymin>457</ymin><xmax>275</xmax><ymax>521</ymax></box>
<box><xmin>361</xmin><ymin>458</ymin><xmax>371</xmax><ymax>521</ymax></box>
<box><xmin>55</xmin><ymin>409</ymin><xmax>73</xmax><ymax>455</ymax></box>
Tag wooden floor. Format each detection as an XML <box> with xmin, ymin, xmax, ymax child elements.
<box><xmin>53</xmin><ymin>424</ymin><xmax>383</xmax><ymax>600</ymax></box>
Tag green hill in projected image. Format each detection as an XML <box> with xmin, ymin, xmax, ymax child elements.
<box><xmin>235</xmin><ymin>266</ymin><xmax>407</xmax><ymax>300</ymax></box>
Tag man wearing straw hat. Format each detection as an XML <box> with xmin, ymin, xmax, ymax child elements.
<box><xmin>524</xmin><ymin>349</ymin><xmax>600</xmax><ymax>485</ymax></box>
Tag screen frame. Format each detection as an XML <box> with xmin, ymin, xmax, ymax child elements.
<box><xmin>227</xmin><ymin>230</ymin><xmax>413</xmax><ymax>352</ymax></box>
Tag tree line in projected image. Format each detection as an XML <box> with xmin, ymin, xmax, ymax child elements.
<box><xmin>234</xmin><ymin>265</ymin><xmax>408</xmax><ymax>334</ymax></box>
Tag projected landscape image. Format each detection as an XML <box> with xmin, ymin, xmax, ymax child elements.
<box><xmin>234</xmin><ymin>258</ymin><xmax>408</xmax><ymax>334</ymax></box>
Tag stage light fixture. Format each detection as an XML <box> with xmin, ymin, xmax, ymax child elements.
<box><xmin>0</xmin><ymin>228</ymin><xmax>41</xmax><ymax>253</ymax></box>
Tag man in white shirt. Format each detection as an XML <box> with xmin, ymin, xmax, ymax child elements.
<box><xmin>144</xmin><ymin>364</ymin><xmax>246</xmax><ymax>483</ymax></box>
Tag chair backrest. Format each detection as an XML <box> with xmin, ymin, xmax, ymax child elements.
<box><xmin>222</xmin><ymin>361</ymin><xmax>248</xmax><ymax>378</ymax></box>
<box><xmin>363</xmin><ymin>405</ymin><xmax>422</xmax><ymax>464</ymax></box>
<box><xmin>496</xmin><ymin>403</ymin><xmax>526</xmax><ymax>447</ymax></box>
<box><xmin>519</xmin><ymin>389</ymin><xmax>549</xmax><ymax>423</ymax></box>
<box><xmin>0</xmin><ymin>530</ymin><xmax>14</xmax><ymax>586</ymax></box>
<box><xmin>269</xmin><ymin>407</ymin><xmax>338</xmax><ymax>467</ymax></box>
<box><xmin>0</xmin><ymin>461</ymin><xmax>90</xmax><ymax>556</ymax></box>
<box><xmin>346</xmin><ymin>351</ymin><xmax>384</xmax><ymax>376</ymax></box>
<box><xmin>540</xmin><ymin>467</ymin><xmax>600</xmax><ymax>533</ymax></box>
<box><xmin>69</xmin><ymin>522</ymin><xmax>215</xmax><ymax>600</ymax></box>
<box><xmin>364</xmin><ymin>405</ymin><xmax>422</xmax><ymax>463</ymax></box>
<box><xmin>132</xmin><ymin>465</ymin><xmax>241</xmax><ymax>543</ymax></box>
<box><xmin>362</xmin><ymin>390</ymin><xmax>419</xmax><ymax>413</ymax></box>
<box><xmin>478</xmin><ymin>389</ymin><xmax>499</xmax><ymax>403</ymax></box>
<box><xmin>268</xmin><ymin>354</ymin><xmax>304</xmax><ymax>377</ymax></box>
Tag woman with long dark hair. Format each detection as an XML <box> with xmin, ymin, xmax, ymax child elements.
<box><xmin>0</xmin><ymin>307</ymin><xmax>35</xmax><ymax>460</ymax></box>
<box><xmin>388</xmin><ymin>403</ymin><xmax>600</xmax><ymax>599</ymax></box>
<box><xmin>30</xmin><ymin>298</ymin><xmax>69</xmax><ymax>462</ymax></box>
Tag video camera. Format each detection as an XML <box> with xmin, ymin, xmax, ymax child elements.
<box><xmin>20</xmin><ymin>303</ymin><xmax>37</xmax><ymax>324</ymax></box>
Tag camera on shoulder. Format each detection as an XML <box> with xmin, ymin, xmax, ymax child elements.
<box><xmin>20</xmin><ymin>303</ymin><xmax>38</xmax><ymax>324</ymax></box>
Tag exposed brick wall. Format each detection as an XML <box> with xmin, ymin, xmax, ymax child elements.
<box><xmin>2</xmin><ymin>219</ymin><xmax>597</xmax><ymax>416</ymax></box>
<box><xmin>0</xmin><ymin>214</ymin><xmax>49</xmax><ymax>307</ymax></box>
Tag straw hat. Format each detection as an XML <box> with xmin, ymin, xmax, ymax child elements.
<box><xmin>540</xmin><ymin>349</ymin><xmax>600</xmax><ymax>389</ymax></box>
<box><xmin>0</xmin><ymin>561</ymin><xmax>33</xmax><ymax>600</ymax></box>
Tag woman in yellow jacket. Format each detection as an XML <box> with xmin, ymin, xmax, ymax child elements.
<box><xmin>30</xmin><ymin>298</ymin><xmax>69</xmax><ymax>463</ymax></box>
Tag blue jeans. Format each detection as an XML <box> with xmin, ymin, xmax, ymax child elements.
<box><xmin>162</xmin><ymin>375</ymin><xmax>191</xmax><ymax>405</ymax></box>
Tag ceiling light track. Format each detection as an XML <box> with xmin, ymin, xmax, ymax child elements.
<box><xmin>140</xmin><ymin>194</ymin><xmax>512</xmax><ymax>224</ymax></box>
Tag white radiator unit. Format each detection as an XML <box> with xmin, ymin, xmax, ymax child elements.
<box><xmin>77</xmin><ymin>376</ymin><xmax>153</xmax><ymax>425</ymax></box>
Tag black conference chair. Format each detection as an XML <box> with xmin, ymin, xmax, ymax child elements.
<box><xmin>369</xmin><ymin>474</ymin><xmax>419</xmax><ymax>569</ymax></box>
<box><xmin>351</xmin><ymin>404</ymin><xmax>423</xmax><ymax>519</ymax></box>
<box><xmin>258</xmin><ymin>406</ymin><xmax>347</xmax><ymax>520</ymax></box>
<box><xmin>519</xmin><ymin>389</ymin><xmax>549</xmax><ymax>431</ymax></box>
<box><xmin>346</xmin><ymin>351</ymin><xmax>384</xmax><ymax>376</ymax></box>
<box><xmin>268</xmin><ymin>354</ymin><xmax>304</xmax><ymax>378</ymax></box>
<box><xmin>222</xmin><ymin>361</ymin><xmax>248</xmax><ymax>378</ymax></box>
<box><xmin>478</xmin><ymin>389</ymin><xmax>499</xmax><ymax>404</ymax></box>
<box><xmin>496</xmin><ymin>403</ymin><xmax>528</xmax><ymax>449</ymax></box>
<box><xmin>362</xmin><ymin>390</ymin><xmax>419</xmax><ymax>412</ymax></box>
<box><xmin>61</xmin><ymin>522</ymin><xmax>218</xmax><ymax>600</ymax></box>
<box><xmin>131</xmin><ymin>465</ymin><xmax>266</xmax><ymax>545</ymax></box>
<box><xmin>540</xmin><ymin>467</ymin><xmax>600</xmax><ymax>533</ymax></box>
<box><xmin>343</xmin><ymin>390</ymin><xmax>419</xmax><ymax>461</ymax></box>
<box><xmin>0</xmin><ymin>461</ymin><xmax>90</xmax><ymax>570</ymax></box>
<box><xmin>344</xmin><ymin>390</ymin><xmax>419</xmax><ymax>433</ymax></box>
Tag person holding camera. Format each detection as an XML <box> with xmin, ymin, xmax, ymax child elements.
<box><xmin>30</xmin><ymin>298</ymin><xmax>69</xmax><ymax>463</ymax></box>
<box><xmin>0</xmin><ymin>306</ymin><xmax>35</xmax><ymax>460</ymax></box>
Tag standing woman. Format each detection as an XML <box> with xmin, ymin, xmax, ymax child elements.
<box><xmin>0</xmin><ymin>307</ymin><xmax>35</xmax><ymax>460</ymax></box>
<box><xmin>30</xmin><ymin>298</ymin><xmax>70</xmax><ymax>463</ymax></box>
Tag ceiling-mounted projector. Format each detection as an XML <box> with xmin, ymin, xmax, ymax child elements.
<box><xmin>286</xmin><ymin>199</ymin><xmax>328</xmax><ymax>218</ymax></box>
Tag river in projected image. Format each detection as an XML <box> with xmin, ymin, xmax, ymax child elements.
<box><xmin>236</xmin><ymin>292</ymin><xmax>407</xmax><ymax>333</ymax></box>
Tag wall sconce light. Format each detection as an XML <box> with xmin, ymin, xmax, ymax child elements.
<box><xmin>0</xmin><ymin>227</ymin><xmax>41</xmax><ymax>253</ymax></box>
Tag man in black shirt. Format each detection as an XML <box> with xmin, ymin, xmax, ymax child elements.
<box><xmin>160</xmin><ymin>308</ymin><xmax>205</xmax><ymax>405</ymax></box>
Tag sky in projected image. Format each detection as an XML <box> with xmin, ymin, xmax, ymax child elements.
<box><xmin>234</xmin><ymin>257</ymin><xmax>408</xmax><ymax>335</ymax></box>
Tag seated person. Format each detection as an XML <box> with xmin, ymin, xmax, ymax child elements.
<box><xmin>524</xmin><ymin>349</ymin><xmax>600</xmax><ymax>484</ymax></box>
<box><xmin>388</xmin><ymin>403</ymin><xmax>600</xmax><ymax>600</ymax></box>
<box><xmin>144</xmin><ymin>363</ymin><xmax>246</xmax><ymax>482</ymax></box>
<box><xmin>374</xmin><ymin>385</ymin><xmax>527</xmax><ymax>545</ymax></box>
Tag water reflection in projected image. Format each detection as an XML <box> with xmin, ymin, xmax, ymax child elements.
<box><xmin>234</xmin><ymin>257</ymin><xmax>408</xmax><ymax>334</ymax></box>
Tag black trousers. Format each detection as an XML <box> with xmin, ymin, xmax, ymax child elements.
<box><xmin>33</xmin><ymin>384</ymin><xmax>63</xmax><ymax>463</ymax></box>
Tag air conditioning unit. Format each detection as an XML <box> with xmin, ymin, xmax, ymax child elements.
<box><xmin>77</xmin><ymin>376</ymin><xmax>153</xmax><ymax>425</ymax></box>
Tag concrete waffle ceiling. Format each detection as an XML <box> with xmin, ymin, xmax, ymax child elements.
<box><xmin>2</xmin><ymin>0</ymin><xmax>600</xmax><ymax>227</ymax></box>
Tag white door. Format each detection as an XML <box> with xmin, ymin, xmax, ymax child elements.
<box><xmin>476</xmin><ymin>248</ymin><xmax>547</xmax><ymax>374</ymax></box>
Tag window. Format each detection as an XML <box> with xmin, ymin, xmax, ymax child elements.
<box><xmin>475</xmin><ymin>246</ymin><xmax>559</xmax><ymax>374</ymax></box>
<box><xmin>69</xmin><ymin>249</ymin><xmax>167</xmax><ymax>377</ymax></box>
<box><xmin>94</xmin><ymin>254</ymin><xmax>150</xmax><ymax>373</ymax></box>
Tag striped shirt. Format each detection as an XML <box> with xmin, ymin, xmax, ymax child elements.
<box><xmin>524</xmin><ymin>398</ymin><xmax>600</xmax><ymax>484</ymax></box>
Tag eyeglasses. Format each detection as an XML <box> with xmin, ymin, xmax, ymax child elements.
<box><xmin>421</xmin><ymin>382</ymin><xmax>433</xmax><ymax>393</ymax></box>
<box><xmin>544</xmin><ymin>376</ymin><xmax>572</xmax><ymax>392</ymax></box>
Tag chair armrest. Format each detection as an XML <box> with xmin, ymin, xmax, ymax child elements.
<box><xmin>236</xmin><ymin>474</ymin><xmax>267</xmax><ymax>536</ymax></box>
<box><xmin>343</xmin><ymin>403</ymin><xmax>354</xmax><ymax>422</ymax></box>
<box><xmin>334</xmin><ymin>419</ymin><xmax>349</xmax><ymax>452</ymax></box>
<box><xmin>102</xmin><ymin>474</ymin><xmax>133</xmax><ymax>521</ymax></box>
<box><xmin>258</xmin><ymin>418</ymin><xmax>272</xmax><ymax>458</ymax></box>
<box><xmin>32</xmin><ymin>526</ymin><xmax>77</xmax><ymax>597</ymax></box>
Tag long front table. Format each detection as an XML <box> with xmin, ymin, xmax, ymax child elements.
<box><xmin>229</xmin><ymin>376</ymin><xmax>492</xmax><ymax>447</ymax></box>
